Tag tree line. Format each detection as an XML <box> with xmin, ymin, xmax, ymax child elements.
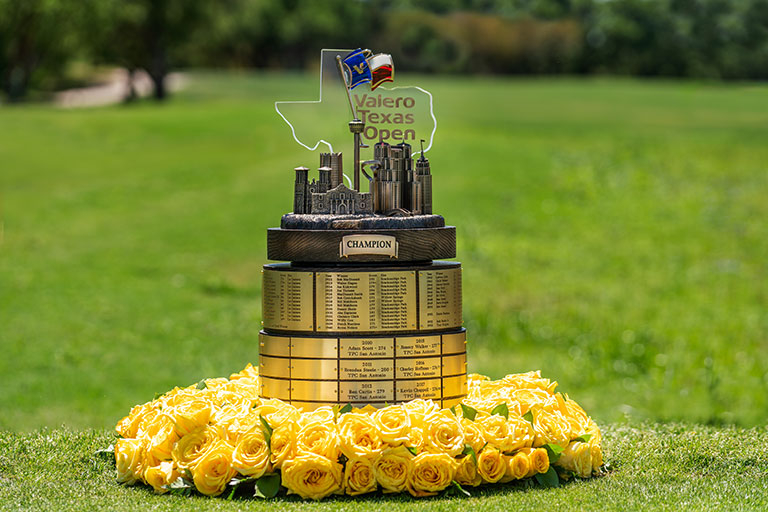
<box><xmin>2</xmin><ymin>0</ymin><xmax>767</xmax><ymax>102</ymax></box>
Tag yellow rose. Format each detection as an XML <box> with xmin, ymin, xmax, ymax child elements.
<box><xmin>297</xmin><ymin>406</ymin><xmax>335</xmax><ymax>427</ymax></box>
<box><xmin>461</xmin><ymin>418</ymin><xmax>486</xmax><ymax>454</ymax></box>
<box><xmin>406</xmin><ymin>452</ymin><xmax>456</xmax><ymax>497</ymax></box>
<box><xmin>476</xmin><ymin>413</ymin><xmax>514</xmax><ymax>452</ymax></box>
<box><xmin>171</xmin><ymin>399</ymin><xmax>212</xmax><ymax>436</ymax></box>
<box><xmin>557</xmin><ymin>441</ymin><xmax>593</xmax><ymax>478</ymax></box>
<box><xmin>192</xmin><ymin>439</ymin><xmax>237</xmax><ymax>496</ymax></box>
<box><xmin>374</xmin><ymin>405</ymin><xmax>411</xmax><ymax>446</ymax></box>
<box><xmin>344</xmin><ymin>457</ymin><xmax>377</xmax><ymax>496</ymax></box>
<box><xmin>338</xmin><ymin>413</ymin><xmax>383</xmax><ymax>460</ymax></box>
<box><xmin>116</xmin><ymin>403</ymin><xmax>154</xmax><ymax>439</ymax></box>
<box><xmin>171</xmin><ymin>425</ymin><xmax>221</xmax><ymax>470</ymax></box>
<box><xmin>505</xmin><ymin>452</ymin><xmax>530</xmax><ymax>481</ymax></box>
<box><xmin>270</xmin><ymin>421</ymin><xmax>297</xmax><ymax>470</ymax></box>
<box><xmin>519</xmin><ymin>447</ymin><xmax>549</xmax><ymax>477</ymax></box>
<box><xmin>115</xmin><ymin>438</ymin><xmax>145</xmax><ymax>485</ymax></box>
<box><xmin>455</xmin><ymin>455</ymin><xmax>482</xmax><ymax>487</ymax></box>
<box><xmin>143</xmin><ymin>461</ymin><xmax>179</xmax><ymax>494</ymax></box>
<box><xmin>144</xmin><ymin>416</ymin><xmax>178</xmax><ymax>463</ymax></box>
<box><xmin>404</xmin><ymin>426</ymin><xmax>425</xmax><ymax>453</ymax></box>
<box><xmin>506</xmin><ymin>414</ymin><xmax>535</xmax><ymax>452</ymax></box>
<box><xmin>403</xmin><ymin>399</ymin><xmax>439</xmax><ymax>428</ymax></box>
<box><xmin>281</xmin><ymin>454</ymin><xmax>343</xmax><ymax>500</ymax></box>
<box><xmin>296</xmin><ymin>421</ymin><xmax>340</xmax><ymax>461</ymax></box>
<box><xmin>423</xmin><ymin>410</ymin><xmax>464</xmax><ymax>456</ymax></box>
<box><xmin>373</xmin><ymin>446</ymin><xmax>413</xmax><ymax>493</ymax></box>
<box><xmin>590</xmin><ymin>444</ymin><xmax>603</xmax><ymax>471</ymax></box>
<box><xmin>477</xmin><ymin>447</ymin><xmax>506</xmax><ymax>483</ymax></box>
<box><xmin>231</xmin><ymin>426</ymin><xmax>270</xmax><ymax>477</ymax></box>
<box><xmin>530</xmin><ymin>407</ymin><xmax>570</xmax><ymax>448</ymax></box>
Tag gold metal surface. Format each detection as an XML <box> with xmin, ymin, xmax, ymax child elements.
<box><xmin>442</xmin><ymin>354</ymin><xmax>467</xmax><ymax>377</ymax></box>
<box><xmin>315</xmin><ymin>271</ymin><xmax>416</xmax><ymax>332</ymax></box>
<box><xmin>291</xmin><ymin>337</ymin><xmax>339</xmax><ymax>359</ymax></box>
<box><xmin>339</xmin><ymin>359</ymin><xmax>394</xmax><ymax>380</ymax></box>
<box><xmin>259</xmin><ymin>332</ymin><xmax>291</xmax><ymax>357</ymax></box>
<box><xmin>396</xmin><ymin>379</ymin><xmax>442</xmax><ymax>401</ymax></box>
<box><xmin>441</xmin><ymin>331</ymin><xmax>466</xmax><ymax>355</ymax></box>
<box><xmin>262</xmin><ymin>269</ymin><xmax>314</xmax><ymax>331</ymax></box>
<box><xmin>340</xmin><ymin>337</ymin><xmax>395</xmax><ymax>358</ymax></box>
<box><xmin>442</xmin><ymin>397</ymin><xmax>463</xmax><ymax>409</ymax></box>
<box><xmin>259</xmin><ymin>355</ymin><xmax>291</xmax><ymax>378</ymax></box>
<box><xmin>291</xmin><ymin>358</ymin><xmax>339</xmax><ymax>380</ymax></box>
<box><xmin>261</xmin><ymin>377</ymin><xmax>291</xmax><ymax>400</ymax></box>
<box><xmin>418</xmin><ymin>268</ymin><xmax>462</xmax><ymax>330</ymax></box>
<box><xmin>396</xmin><ymin>357</ymin><xmax>442</xmax><ymax>379</ymax></box>
<box><xmin>442</xmin><ymin>375</ymin><xmax>468</xmax><ymax>397</ymax></box>
<box><xmin>291</xmin><ymin>380</ymin><xmax>339</xmax><ymax>401</ymax></box>
<box><xmin>396</xmin><ymin>335</ymin><xmax>441</xmax><ymax>357</ymax></box>
<box><xmin>339</xmin><ymin>381</ymin><xmax>395</xmax><ymax>402</ymax></box>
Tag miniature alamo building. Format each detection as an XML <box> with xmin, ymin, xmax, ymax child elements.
<box><xmin>293</xmin><ymin>141</ymin><xmax>432</xmax><ymax>216</ymax></box>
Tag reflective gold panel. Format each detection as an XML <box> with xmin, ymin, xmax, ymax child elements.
<box><xmin>291</xmin><ymin>380</ymin><xmax>339</xmax><ymax>401</ymax></box>
<box><xmin>418</xmin><ymin>268</ymin><xmax>462</xmax><ymax>330</ymax></box>
<box><xmin>259</xmin><ymin>332</ymin><xmax>291</xmax><ymax>358</ymax></box>
<box><xmin>261</xmin><ymin>377</ymin><xmax>291</xmax><ymax>400</ymax></box>
<box><xmin>291</xmin><ymin>337</ymin><xmax>338</xmax><ymax>359</ymax></box>
<box><xmin>339</xmin><ymin>359</ymin><xmax>394</xmax><ymax>380</ymax></box>
<box><xmin>396</xmin><ymin>379</ymin><xmax>442</xmax><ymax>401</ymax></box>
<box><xmin>442</xmin><ymin>353</ymin><xmax>467</xmax><ymax>377</ymax></box>
<box><xmin>339</xmin><ymin>337</ymin><xmax>395</xmax><ymax>358</ymax></box>
<box><xmin>339</xmin><ymin>381</ymin><xmax>395</xmax><ymax>402</ymax></box>
<box><xmin>396</xmin><ymin>357</ymin><xmax>442</xmax><ymax>379</ymax></box>
<box><xmin>442</xmin><ymin>375</ymin><xmax>468</xmax><ymax>398</ymax></box>
<box><xmin>291</xmin><ymin>358</ymin><xmax>339</xmax><ymax>380</ymax></box>
<box><xmin>396</xmin><ymin>335</ymin><xmax>441</xmax><ymax>357</ymax></box>
<box><xmin>262</xmin><ymin>268</ymin><xmax>314</xmax><ymax>331</ymax></box>
<box><xmin>442</xmin><ymin>396</ymin><xmax>464</xmax><ymax>409</ymax></box>
<box><xmin>441</xmin><ymin>331</ymin><xmax>466</xmax><ymax>355</ymax></box>
<box><xmin>315</xmin><ymin>271</ymin><xmax>416</xmax><ymax>332</ymax></box>
<box><xmin>259</xmin><ymin>355</ymin><xmax>291</xmax><ymax>378</ymax></box>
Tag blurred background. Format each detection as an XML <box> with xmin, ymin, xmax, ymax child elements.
<box><xmin>1</xmin><ymin>0</ymin><xmax>767</xmax><ymax>431</ymax></box>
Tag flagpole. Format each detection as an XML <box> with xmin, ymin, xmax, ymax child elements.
<box><xmin>336</xmin><ymin>55</ymin><xmax>364</xmax><ymax>191</ymax></box>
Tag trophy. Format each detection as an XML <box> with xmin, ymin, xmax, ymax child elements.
<box><xmin>259</xmin><ymin>49</ymin><xmax>467</xmax><ymax>410</ymax></box>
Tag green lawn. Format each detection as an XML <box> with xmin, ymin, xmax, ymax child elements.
<box><xmin>3</xmin><ymin>73</ymin><xmax>767</xmax><ymax>431</ymax></box>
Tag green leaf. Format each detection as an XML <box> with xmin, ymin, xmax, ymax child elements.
<box><xmin>535</xmin><ymin>466</ymin><xmax>560</xmax><ymax>488</ymax></box>
<box><xmin>491</xmin><ymin>402</ymin><xmax>509</xmax><ymax>419</ymax></box>
<box><xmin>196</xmin><ymin>379</ymin><xmax>207</xmax><ymax>390</ymax></box>
<box><xmin>406</xmin><ymin>446</ymin><xmax>418</xmax><ymax>456</ymax></box>
<box><xmin>332</xmin><ymin>404</ymin><xmax>339</xmax><ymax>421</ymax></box>
<box><xmin>574</xmin><ymin>434</ymin><xmax>593</xmax><ymax>443</ymax></box>
<box><xmin>254</xmin><ymin>474</ymin><xmax>281</xmax><ymax>499</ymax></box>
<box><xmin>523</xmin><ymin>410</ymin><xmax>534</xmax><ymax>424</ymax></box>
<box><xmin>167</xmin><ymin>476</ymin><xmax>193</xmax><ymax>496</ymax></box>
<box><xmin>543</xmin><ymin>443</ymin><xmax>564</xmax><ymax>463</ymax></box>
<box><xmin>460</xmin><ymin>403</ymin><xmax>477</xmax><ymax>421</ymax></box>
<box><xmin>259</xmin><ymin>415</ymin><xmax>273</xmax><ymax>449</ymax></box>
<box><xmin>449</xmin><ymin>405</ymin><xmax>457</xmax><ymax>416</ymax></box>
<box><xmin>153</xmin><ymin>392</ymin><xmax>165</xmax><ymax>400</ymax></box>
<box><xmin>452</xmin><ymin>480</ymin><xmax>471</xmax><ymax>497</ymax></box>
<box><xmin>462</xmin><ymin>444</ymin><xmax>477</xmax><ymax>466</ymax></box>
<box><xmin>94</xmin><ymin>445</ymin><xmax>114</xmax><ymax>460</ymax></box>
<box><xmin>339</xmin><ymin>403</ymin><xmax>353</xmax><ymax>415</ymax></box>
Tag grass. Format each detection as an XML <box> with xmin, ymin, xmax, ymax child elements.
<box><xmin>3</xmin><ymin>72</ymin><xmax>768</xmax><ymax>430</ymax></box>
<box><xmin>1</xmin><ymin>423</ymin><xmax>767</xmax><ymax>510</ymax></box>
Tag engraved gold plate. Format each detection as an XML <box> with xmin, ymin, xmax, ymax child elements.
<box><xmin>291</xmin><ymin>337</ymin><xmax>339</xmax><ymax>359</ymax></box>
<box><xmin>418</xmin><ymin>268</ymin><xmax>462</xmax><ymax>330</ymax></box>
<box><xmin>291</xmin><ymin>359</ymin><xmax>339</xmax><ymax>380</ymax></box>
<box><xmin>442</xmin><ymin>354</ymin><xmax>467</xmax><ymax>377</ymax></box>
<box><xmin>442</xmin><ymin>331</ymin><xmax>466</xmax><ymax>355</ymax></box>
<box><xmin>339</xmin><ymin>381</ymin><xmax>395</xmax><ymax>402</ymax></box>
<box><xmin>259</xmin><ymin>355</ymin><xmax>291</xmax><ymax>378</ymax></box>
<box><xmin>442</xmin><ymin>375</ymin><xmax>467</xmax><ymax>397</ymax></box>
<box><xmin>262</xmin><ymin>269</ymin><xmax>314</xmax><ymax>331</ymax></box>
<box><xmin>340</xmin><ymin>337</ymin><xmax>395</xmax><ymax>358</ymax></box>
<box><xmin>292</xmin><ymin>380</ymin><xmax>339</xmax><ymax>401</ymax></box>
<box><xmin>339</xmin><ymin>359</ymin><xmax>394</xmax><ymax>380</ymax></box>
<box><xmin>259</xmin><ymin>332</ymin><xmax>291</xmax><ymax>358</ymax></box>
<box><xmin>316</xmin><ymin>271</ymin><xmax>416</xmax><ymax>332</ymax></box>
<box><xmin>396</xmin><ymin>335</ymin><xmax>441</xmax><ymax>357</ymax></box>
<box><xmin>261</xmin><ymin>377</ymin><xmax>291</xmax><ymax>400</ymax></box>
<box><xmin>396</xmin><ymin>379</ymin><xmax>441</xmax><ymax>400</ymax></box>
<box><xmin>396</xmin><ymin>357</ymin><xmax>442</xmax><ymax>379</ymax></box>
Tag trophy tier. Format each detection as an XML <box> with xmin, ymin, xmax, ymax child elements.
<box><xmin>259</xmin><ymin>262</ymin><xmax>467</xmax><ymax>409</ymax></box>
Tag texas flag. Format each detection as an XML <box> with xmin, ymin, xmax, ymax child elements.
<box><xmin>342</xmin><ymin>49</ymin><xmax>394</xmax><ymax>91</ymax></box>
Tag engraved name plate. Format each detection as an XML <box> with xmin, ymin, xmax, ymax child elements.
<box><xmin>340</xmin><ymin>337</ymin><xmax>395</xmax><ymax>358</ymax></box>
<box><xmin>396</xmin><ymin>335</ymin><xmax>441</xmax><ymax>357</ymax></box>
<box><xmin>396</xmin><ymin>357</ymin><xmax>442</xmax><ymax>379</ymax></box>
<box><xmin>339</xmin><ymin>359</ymin><xmax>394</xmax><ymax>380</ymax></box>
<box><xmin>339</xmin><ymin>381</ymin><xmax>395</xmax><ymax>402</ymax></box>
<box><xmin>396</xmin><ymin>378</ymin><xmax>442</xmax><ymax>400</ymax></box>
<box><xmin>418</xmin><ymin>268</ymin><xmax>462</xmax><ymax>330</ymax></box>
<box><xmin>262</xmin><ymin>269</ymin><xmax>314</xmax><ymax>331</ymax></box>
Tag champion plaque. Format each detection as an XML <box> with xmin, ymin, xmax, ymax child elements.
<box><xmin>260</xmin><ymin>49</ymin><xmax>467</xmax><ymax>410</ymax></box>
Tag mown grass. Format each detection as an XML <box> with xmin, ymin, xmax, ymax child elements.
<box><xmin>1</xmin><ymin>423</ymin><xmax>766</xmax><ymax>510</ymax></box>
<box><xmin>1</xmin><ymin>72</ymin><xmax>767</xmax><ymax>433</ymax></box>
